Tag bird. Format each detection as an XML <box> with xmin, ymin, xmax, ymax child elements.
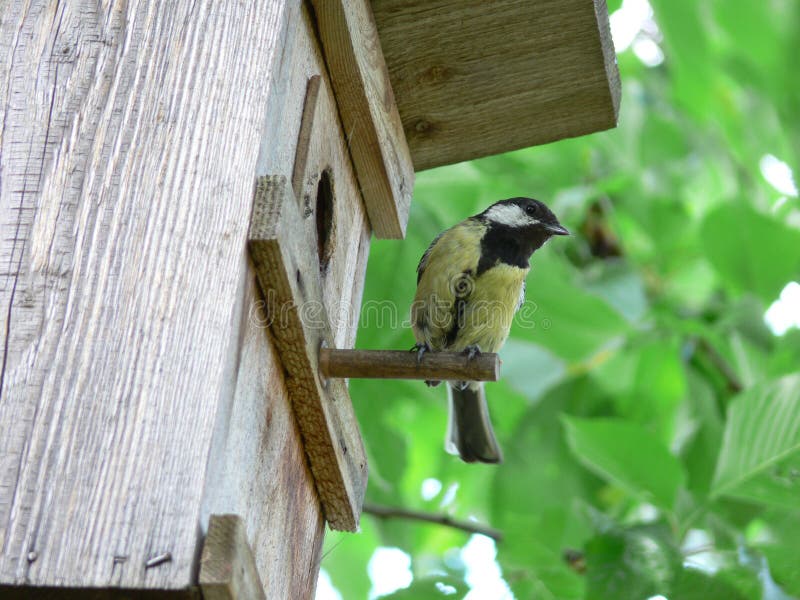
<box><xmin>411</xmin><ymin>197</ymin><xmax>569</xmax><ymax>463</ymax></box>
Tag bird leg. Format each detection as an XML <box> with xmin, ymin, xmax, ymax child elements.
<box><xmin>411</xmin><ymin>343</ymin><xmax>441</xmax><ymax>387</ymax></box>
<box><xmin>453</xmin><ymin>346</ymin><xmax>480</xmax><ymax>391</ymax></box>
<box><xmin>462</xmin><ymin>344</ymin><xmax>482</xmax><ymax>361</ymax></box>
<box><xmin>410</xmin><ymin>342</ymin><xmax>431</xmax><ymax>364</ymax></box>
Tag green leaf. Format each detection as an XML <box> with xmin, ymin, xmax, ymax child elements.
<box><xmin>762</xmin><ymin>545</ymin><xmax>800</xmax><ymax>598</ymax></box>
<box><xmin>351</xmin><ymin>380</ymin><xmax>411</xmax><ymax>502</ymax></box>
<box><xmin>723</xmin><ymin>456</ymin><xmax>800</xmax><ymax>510</ymax></box>
<box><xmin>322</xmin><ymin>520</ymin><xmax>382</xmax><ymax>600</ymax></box>
<box><xmin>769</xmin><ymin>329</ymin><xmax>800</xmax><ymax>379</ymax></box>
<box><xmin>664</xmin><ymin>259</ymin><xmax>718</xmax><ymax>310</ymax></box>
<box><xmin>755</xmin><ymin>510</ymin><xmax>800</xmax><ymax>597</ymax></box>
<box><xmin>680</xmin><ymin>369</ymin><xmax>724</xmax><ymax>497</ymax></box>
<box><xmin>670</xmin><ymin>567</ymin><xmax>757</xmax><ymax>600</ymax></box>
<box><xmin>619</xmin><ymin>339</ymin><xmax>688</xmax><ymax>437</ymax></box>
<box><xmin>500</xmin><ymin>338</ymin><xmax>566</xmax><ymax>402</ymax></box>
<box><xmin>650</xmin><ymin>0</ymin><xmax>715</xmax><ymax>119</ymax></box>
<box><xmin>584</xmin><ymin>526</ymin><xmax>680</xmax><ymax>600</ymax></box>
<box><xmin>492</xmin><ymin>379</ymin><xmax>603</xmax><ymax>600</ymax></box>
<box><xmin>515</xmin><ymin>252</ymin><xmax>630</xmax><ymax>362</ymax></box>
<box><xmin>502</xmin><ymin>542</ymin><xmax>584</xmax><ymax>600</ymax></box>
<box><xmin>563</xmin><ymin>417</ymin><xmax>686</xmax><ymax>510</ymax></box>
<box><xmin>582</xmin><ymin>261</ymin><xmax>648</xmax><ymax>324</ymax></box>
<box><xmin>711</xmin><ymin>374</ymin><xmax>800</xmax><ymax>499</ymax></box>
<box><xmin>701</xmin><ymin>204</ymin><xmax>800</xmax><ymax>303</ymax></box>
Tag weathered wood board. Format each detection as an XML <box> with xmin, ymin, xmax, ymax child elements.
<box><xmin>371</xmin><ymin>0</ymin><xmax>621</xmax><ymax>170</ymax></box>
<box><xmin>311</xmin><ymin>0</ymin><xmax>414</xmax><ymax>239</ymax></box>
<box><xmin>199</xmin><ymin>250</ymin><xmax>326</xmax><ymax>599</ymax></box>
<box><xmin>0</xmin><ymin>0</ymin><xmax>290</xmax><ymax>588</ymax></box>
<box><xmin>246</xmin><ymin>176</ymin><xmax>367</xmax><ymax>532</ymax></box>
<box><xmin>199</xmin><ymin>0</ymin><xmax>371</xmax><ymax>595</ymax></box>
<box><xmin>0</xmin><ymin>0</ymin><xmax>369</xmax><ymax>596</ymax></box>
<box><xmin>0</xmin><ymin>585</ymin><xmax>200</xmax><ymax>599</ymax></box>
<box><xmin>199</xmin><ymin>515</ymin><xmax>266</xmax><ymax>600</ymax></box>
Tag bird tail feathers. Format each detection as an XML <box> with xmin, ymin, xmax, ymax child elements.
<box><xmin>446</xmin><ymin>382</ymin><xmax>503</xmax><ymax>463</ymax></box>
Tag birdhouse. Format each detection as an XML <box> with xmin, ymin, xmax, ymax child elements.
<box><xmin>0</xmin><ymin>0</ymin><xmax>619</xmax><ymax>597</ymax></box>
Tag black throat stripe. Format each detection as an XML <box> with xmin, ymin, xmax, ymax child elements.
<box><xmin>477</xmin><ymin>223</ymin><xmax>537</xmax><ymax>275</ymax></box>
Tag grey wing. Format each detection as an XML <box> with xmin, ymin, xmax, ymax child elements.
<box><xmin>417</xmin><ymin>229</ymin><xmax>446</xmax><ymax>283</ymax></box>
<box><xmin>516</xmin><ymin>280</ymin><xmax>526</xmax><ymax>312</ymax></box>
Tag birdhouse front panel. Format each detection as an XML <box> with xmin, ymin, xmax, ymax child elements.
<box><xmin>199</xmin><ymin>2</ymin><xmax>374</xmax><ymax>596</ymax></box>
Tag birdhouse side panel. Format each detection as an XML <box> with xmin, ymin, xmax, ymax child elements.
<box><xmin>0</xmin><ymin>0</ymin><xmax>298</xmax><ymax>592</ymax></box>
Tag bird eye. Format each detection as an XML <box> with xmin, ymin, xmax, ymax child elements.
<box><xmin>525</xmin><ymin>203</ymin><xmax>538</xmax><ymax>216</ymax></box>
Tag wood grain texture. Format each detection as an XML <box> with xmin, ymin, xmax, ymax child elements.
<box><xmin>311</xmin><ymin>0</ymin><xmax>414</xmax><ymax>239</ymax></box>
<box><xmin>0</xmin><ymin>0</ymin><xmax>309</xmax><ymax>592</ymax></box>
<box><xmin>371</xmin><ymin>0</ymin><xmax>622</xmax><ymax>170</ymax></box>
<box><xmin>199</xmin><ymin>515</ymin><xmax>265</xmax><ymax>600</ymax></box>
<box><xmin>247</xmin><ymin>176</ymin><xmax>367</xmax><ymax>532</ymax></box>
<box><xmin>0</xmin><ymin>585</ymin><xmax>200</xmax><ymax>599</ymax></box>
<box><xmin>320</xmin><ymin>349</ymin><xmax>500</xmax><ymax>382</ymax></box>
<box><xmin>199</xmin><ymin>260</ymin><xmax>325</xmax><ymax>600</ymax></box>
<box><xmin>291</xmin><ymin>75</ymin><xmax>322</xmax><ymax>203</ymax></box>
<box><xmin>198</xmin><ymin>3</ymin><xmax>372</xmax><ymax>589</ymax></box>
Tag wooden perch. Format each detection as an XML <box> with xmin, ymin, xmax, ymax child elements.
<box><xmin>319</xmin><ymin>349</ymin><xmax>500</xmax><ymax>382</ymax></box>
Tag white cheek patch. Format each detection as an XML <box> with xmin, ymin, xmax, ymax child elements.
<box><xmin>485</xmin><ymin>203</ymin><xmax>538</xmax><ymax>228</ymax></box>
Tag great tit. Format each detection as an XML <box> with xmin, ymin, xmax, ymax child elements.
<box><xmin>411</xmin><ymin>197</ymin><xmax>569</xmax><ymax>463</ymax></box>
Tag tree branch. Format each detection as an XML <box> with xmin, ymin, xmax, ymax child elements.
<box><xmin>362</xmin><ymin>502</ymin><xmax>503</xmax><ymax>542</ymax></box>
<box><xmin>697</xmin><ymin>338</ymin><xmax>743</xmax><ymax>393</ymax></box>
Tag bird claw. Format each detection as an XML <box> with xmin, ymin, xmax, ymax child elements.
<box><xmin>414</xmin><ymin>344</ymin><xmax>441</xmax><ymax>387</ymax></box>
<box><xmin>411</xmin><ymin>342</ymin><xmax>431</xmax><ymax>364</ymax></box>
<box><xmin>463</xmin><ymin>345</ymin><xmax>482</xmax><ymax>361</ymax></box>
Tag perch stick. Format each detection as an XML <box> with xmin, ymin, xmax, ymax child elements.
<box><xmin>319</xmin><ymin>349</ymin><xmax>500</xmax><ymax>382</ymax></box>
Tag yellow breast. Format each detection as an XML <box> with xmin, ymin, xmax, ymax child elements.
<box><xmin>411</xmin><ymin>217</ymin><xmax>528</xmax><ymax>354</ymax></box>
<box><xmin>453</xmin><ymin>264</ymin><xmax>528</xmax><ymax>353</ymax></box>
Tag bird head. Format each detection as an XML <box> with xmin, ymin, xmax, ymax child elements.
<box><xmin>480</xmin><ymin>197</ymin><xmax>569</xmax><ymax>238</ymax></box>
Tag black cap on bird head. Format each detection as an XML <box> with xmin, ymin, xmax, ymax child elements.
<box><xmin>480</xmin><ymin>197</ymin><xmax>570</xmax><ymax>237</ymax></box>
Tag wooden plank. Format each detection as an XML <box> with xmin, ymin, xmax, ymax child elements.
<box><xmin>311</xmin><ymin>0</ymin><xmax>414</xmax><ymax>239</ymax></box>
<box><xmin>594</xmin><ymin>0</ymin><xmax>622</xmax><ymax>123</ymax></box>
<box><xmin>0</xmin><ymin>0</ymin><xmax>295</xmax><ymax>591</ymax></box>
<box><xmin>247</xmin><ymin>175</ymin><xmax>367</xmax><ymax>532</ymax></box>
<box><xmin>200</xmin><ymin>4</ymin><xmax>371</xmax><ymax>594</ymax></box>
<box><xmin>0</xmin><ymin>585</ymin><xmax>200</xmax><ymax>599</ymax></box>
<box><xmin>199</xmin><ymin>259</ymin><xmax>325</xmax><ymax>599</ymax></box>
<box><xmin>199</xmin><ymin>515</ymin><xmax>265</xmax><ymax>600</ymax></box>
<box><xmin>371</xmin><ymin>0</ymin><xmax>622</xmax><ymax>170</ymax></box>
<box><xmin>291</xmin><ymin>75</ymin><xmax>322</xmax><ymax>203</ymax></box>
<box><xmin>319</xmin><ymin>349</ymin><xmax>500</xmax><ymax>382</ymax></box>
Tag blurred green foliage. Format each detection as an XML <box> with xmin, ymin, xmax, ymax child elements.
<box><xmin>321</xmin><ymin>1</ymin><xmax>800</xmax><ymax>598</ymax></box>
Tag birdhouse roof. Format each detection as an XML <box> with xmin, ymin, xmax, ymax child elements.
<box><xmin>371</xmin><ymin>0</ymin><xmax>620</xmax><ymax>171</ymax></box>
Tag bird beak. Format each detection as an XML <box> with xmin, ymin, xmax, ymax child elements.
<box><xmin>544</xmin><ymin>223</ymin><xmax>570</xmax><ymax>236</ymax></box>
